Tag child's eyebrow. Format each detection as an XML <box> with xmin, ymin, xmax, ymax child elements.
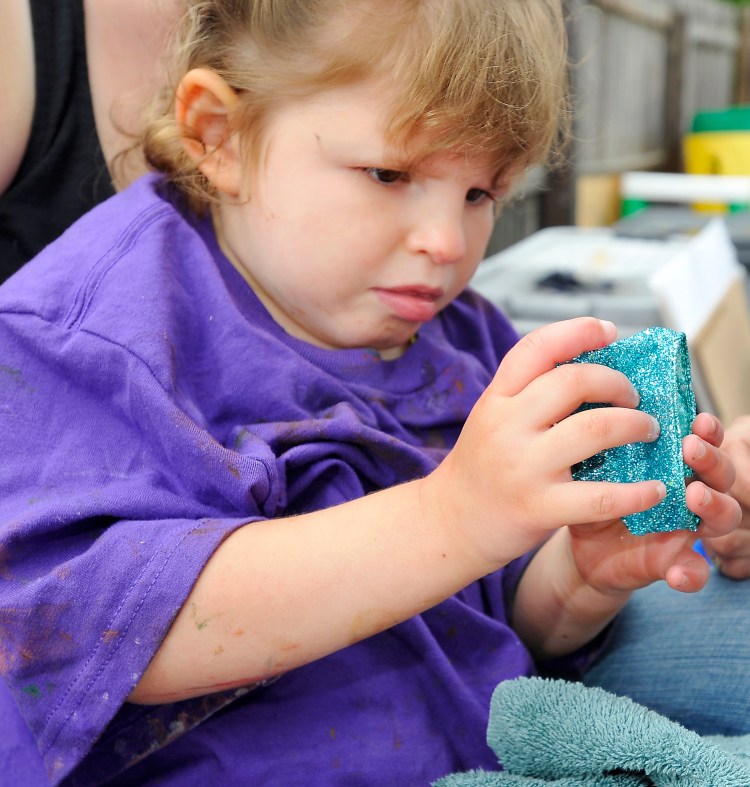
<box><xmin>313</xmin><ymin>130</ymin><xmax>390</xmax><ymax>159</ymax></box>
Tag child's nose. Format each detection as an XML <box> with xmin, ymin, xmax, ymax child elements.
<box><xmin>406</xmin><ymin>208</ymin><xmax>467</xmax><ymax>265</ymax></box>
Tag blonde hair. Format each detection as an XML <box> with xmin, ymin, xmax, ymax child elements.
<box><xmin>143</xmin><ymin>0</ymin><xmax>569</xmax><ymax>213</ymax></box>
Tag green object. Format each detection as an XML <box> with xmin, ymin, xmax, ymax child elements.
<box><xmin>620</xmin><ymin>198</ymin><xmax>649</xmax><ymax>217</ymax></box>
<box><xmin>691</xmin><ymin>106</ymin><xmax>750</xmax><ymax>133</ymax></box>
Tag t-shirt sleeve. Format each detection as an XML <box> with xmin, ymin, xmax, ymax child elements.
<box><xmin>0</xmin><ymin>311</ymin><xmax>272</xmax><ymax>783</ymax></box>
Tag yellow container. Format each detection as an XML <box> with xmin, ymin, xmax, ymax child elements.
<box><xmin>683</xmin><ymin>131</ymin><xmax>750</xmax><ymax>211</ymax></box>
<box><xmin>684</xmin><ymin>131</ymin><xmax>750</xmax><ymax>175</ymax></box>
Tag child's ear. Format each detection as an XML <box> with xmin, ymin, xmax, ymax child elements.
<box><xmin>176</xmin><ymin>68</ymin><xmax>243</xmax><ymax>196</ymax></box>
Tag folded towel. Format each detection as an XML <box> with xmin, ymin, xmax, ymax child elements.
<box><xmin>434</xmin><ymin>677</ymin><xmax>750</xmax><ymax>786</ymax></box>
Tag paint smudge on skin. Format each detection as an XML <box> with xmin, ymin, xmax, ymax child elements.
<box><xmin>190</xmin><ymin>603</ymin><xmax>212</xmax><ymax>631</ymax></box>
<box><xmin>23</xmin><ymin>684</ymin><xmax>42</xmax><ymax>698</ymax></box>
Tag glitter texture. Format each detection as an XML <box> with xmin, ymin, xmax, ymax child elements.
<box><xmin>569</xmin><ymin>327</ymin><xmax>698</xmax><ymax>535</ymax></box>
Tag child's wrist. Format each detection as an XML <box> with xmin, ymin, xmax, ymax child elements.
<box><xmin>414</xmin><ymin>474</ymin><xmax>494</xmax><ymax>578</ymax></box>
<box><xmin>416</xmin><ymin>468</ymin><xmax>534</xmax><ymax>578</ymax></box>
<box><xmin>566</xmin><ymin>553</ymin><xmax>633</xmax><ymax>621</ymax></box>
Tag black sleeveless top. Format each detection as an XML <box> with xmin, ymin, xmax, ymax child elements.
<box><xmin>0</xmin><ymin>0</ymin><xmax>115</xmax><ymax>282</ymax></box>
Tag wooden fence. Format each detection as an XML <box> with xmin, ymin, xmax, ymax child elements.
<box><xmin>485</xmin><ymin>0</ymin><xmax>750</xmax><ymax>256</ymax></box>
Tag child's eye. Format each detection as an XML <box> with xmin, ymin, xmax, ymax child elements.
<box><xmin>466</xmin><ymin>188</ymin><xmax>495</xmax><ymax>205</ymax></box>
<box><xmin>364</xmin><ymin>168</ymin><xmax>407</xmax><ymax>185</ymax></box>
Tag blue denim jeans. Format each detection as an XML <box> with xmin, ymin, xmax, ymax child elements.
<box><xmin>583</xmin><ymin>569</ymin><xmax>750</xmax><ymax>735</ymax></box>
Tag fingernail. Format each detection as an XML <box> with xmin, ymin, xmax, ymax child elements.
<box><xmin>656</xmin><ymin>481</ymin><xmax>667</xmax><ymax>500</ymax></box>
<box><xmin>647</xmin><ymin>416</ymin><xmax>661</xmax><ymax>440</ymax></box>
<box><xmin>692</xmin><ymin>439</ymin><xmax>706</xmax><ymax>461</ymax></box>
<box><xmin>702</xmin><ymin>487</ymin><xmax>712</xmax><ymax>506</ymax></box>
<box><xmin>598</xmin><ymin>320</ymin><xmax>616</xmax><ymax>343</ymax></box>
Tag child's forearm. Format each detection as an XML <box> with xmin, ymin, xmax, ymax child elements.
<box><xmin>511</xmin><ymin>529</ymin><xmax>632</xmax><ymax>661</ymax></box>
<box><xmin>128</xmin><ymin>477</ymin><xmax>503</xmax><ymax>705</ymax></box>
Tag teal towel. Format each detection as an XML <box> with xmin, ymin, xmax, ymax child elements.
<box><xmin>434</xmin><ymin>677</ymin><xmax>750</xmax><ymax>786</ymax></box>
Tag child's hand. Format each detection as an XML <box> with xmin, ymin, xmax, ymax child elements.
<box><xmin>424</xmin><ymin>317</ymin><xmax>671</xmax><ymax>571</ymax></box>
<box><xmin>511</xmin><ymin>409</ymin><xmax>740</xmax><ymax>660</ymax></box>
<box><xmin>567</xmin><ymin>410</ymin><xmax>740</xmax><ymax>595</ymax></box>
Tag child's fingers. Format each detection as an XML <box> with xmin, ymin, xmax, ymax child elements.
<box><xmin>686</xmin><ymin>481</ymin><xmax>741</xmax><ymax>539</ymax></box>
<box><xmin>664</xmin><ymin>550</ymin><xmax>711</xmax><ymax>592</ymax></box>
<box><xmin>541</xmin><ymin>479</ymin><xmax>666</xmax><ymax>527</ymax></box>
<box><xmin>544</xmin><ymin>407</ymin><xmax>659</xmax><ymax>475</ymax></box>
<box><xmin>520</xmin><ymin>362</ymin><xmax>640</xmax><ymax>428</ymax></box>
<box><xmin>692</xmin><ymin>411</ymin><xmax>723</xmax><ymax>447</ymax></box>
<box><xmin>702</xmin><ymin>528</ymin><xmax>750</xmax><ymax>579</ymax></box>
<box><xmin>493</xmin><ymin>317</ymin><xmax>617</xmax><ymax>397</ymax></box>
<box><xmin>723</xmin><ymin>416</ymin><xmax>750</xmax><ymax>509</ymax></box>
<box><xmin>683</xmin><ymin>433</ymin><xmax>735</xmax><ymax>494</ymax></box>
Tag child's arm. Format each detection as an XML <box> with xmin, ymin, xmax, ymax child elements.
<box><xmin>129</xmin><ymin>318</ymin><xmax>738</xmax><ymax>704</ymax></box>
<box><xmin>513</xmin><ymin>411</ymin><xmax>739</xmax><ymax>660</ymax></box>
<box><xmin>129</xmin><ymin>476</ymin><xmax>496</xmax><ymax>704</ymax></box>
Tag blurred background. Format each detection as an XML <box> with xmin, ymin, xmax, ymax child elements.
<box><xmin>475</xmin><ymin>0</ymin><xmax>750</xmax><ymax>423</ymax></box>
<box><xmin>488</xmin><ymin>0</ymin><xmax>750</xmax><ymax>253</ymax></box>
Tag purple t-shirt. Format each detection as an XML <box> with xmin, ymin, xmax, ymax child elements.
<box><xmin>0</xmin><ymin>175</ymin><xmax>586</xmax><ymax>785</ymax></box>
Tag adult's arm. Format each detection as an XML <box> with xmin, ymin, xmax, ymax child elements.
<box><xmin>0</xmin><ymin>0</ymin><xmax>35</xmax><ymax>194</ymax></box>
<box><xmin>710</xmin><ymin>414</ymin><xmax>750</xmax><ymax>577</ymax></box>
<box><xmin>84</xmin><ymin>0</ymin><xmax>183</xmax><ymax>188</ymax></box>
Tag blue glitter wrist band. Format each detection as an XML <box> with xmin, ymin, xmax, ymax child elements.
<box><xmin>568</xmin><ymin>326</ymin><xmax>699</xmax><ymax>536</ymax></box>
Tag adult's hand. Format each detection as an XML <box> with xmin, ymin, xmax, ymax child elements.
<box><xmin>703</xmin><ymin>414</ymin><xmax>750</xmax><ymax>578</ymax></box>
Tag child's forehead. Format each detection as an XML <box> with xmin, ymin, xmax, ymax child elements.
<box><xmin>287</xmin><ymin>78</ymin><xmax>515</xmax><ymax>170</ymax></box>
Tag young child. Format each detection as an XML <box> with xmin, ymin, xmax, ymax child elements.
<box><xmin>0</xmin><ymin>1</ymin><xmax>742</xmax><ymax>784</ymax></box>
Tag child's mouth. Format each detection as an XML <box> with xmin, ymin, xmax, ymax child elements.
<box><xmin>373</xmin><ymin>286</ymin><xmax>443</xmax><ymax>322</ymax></box>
